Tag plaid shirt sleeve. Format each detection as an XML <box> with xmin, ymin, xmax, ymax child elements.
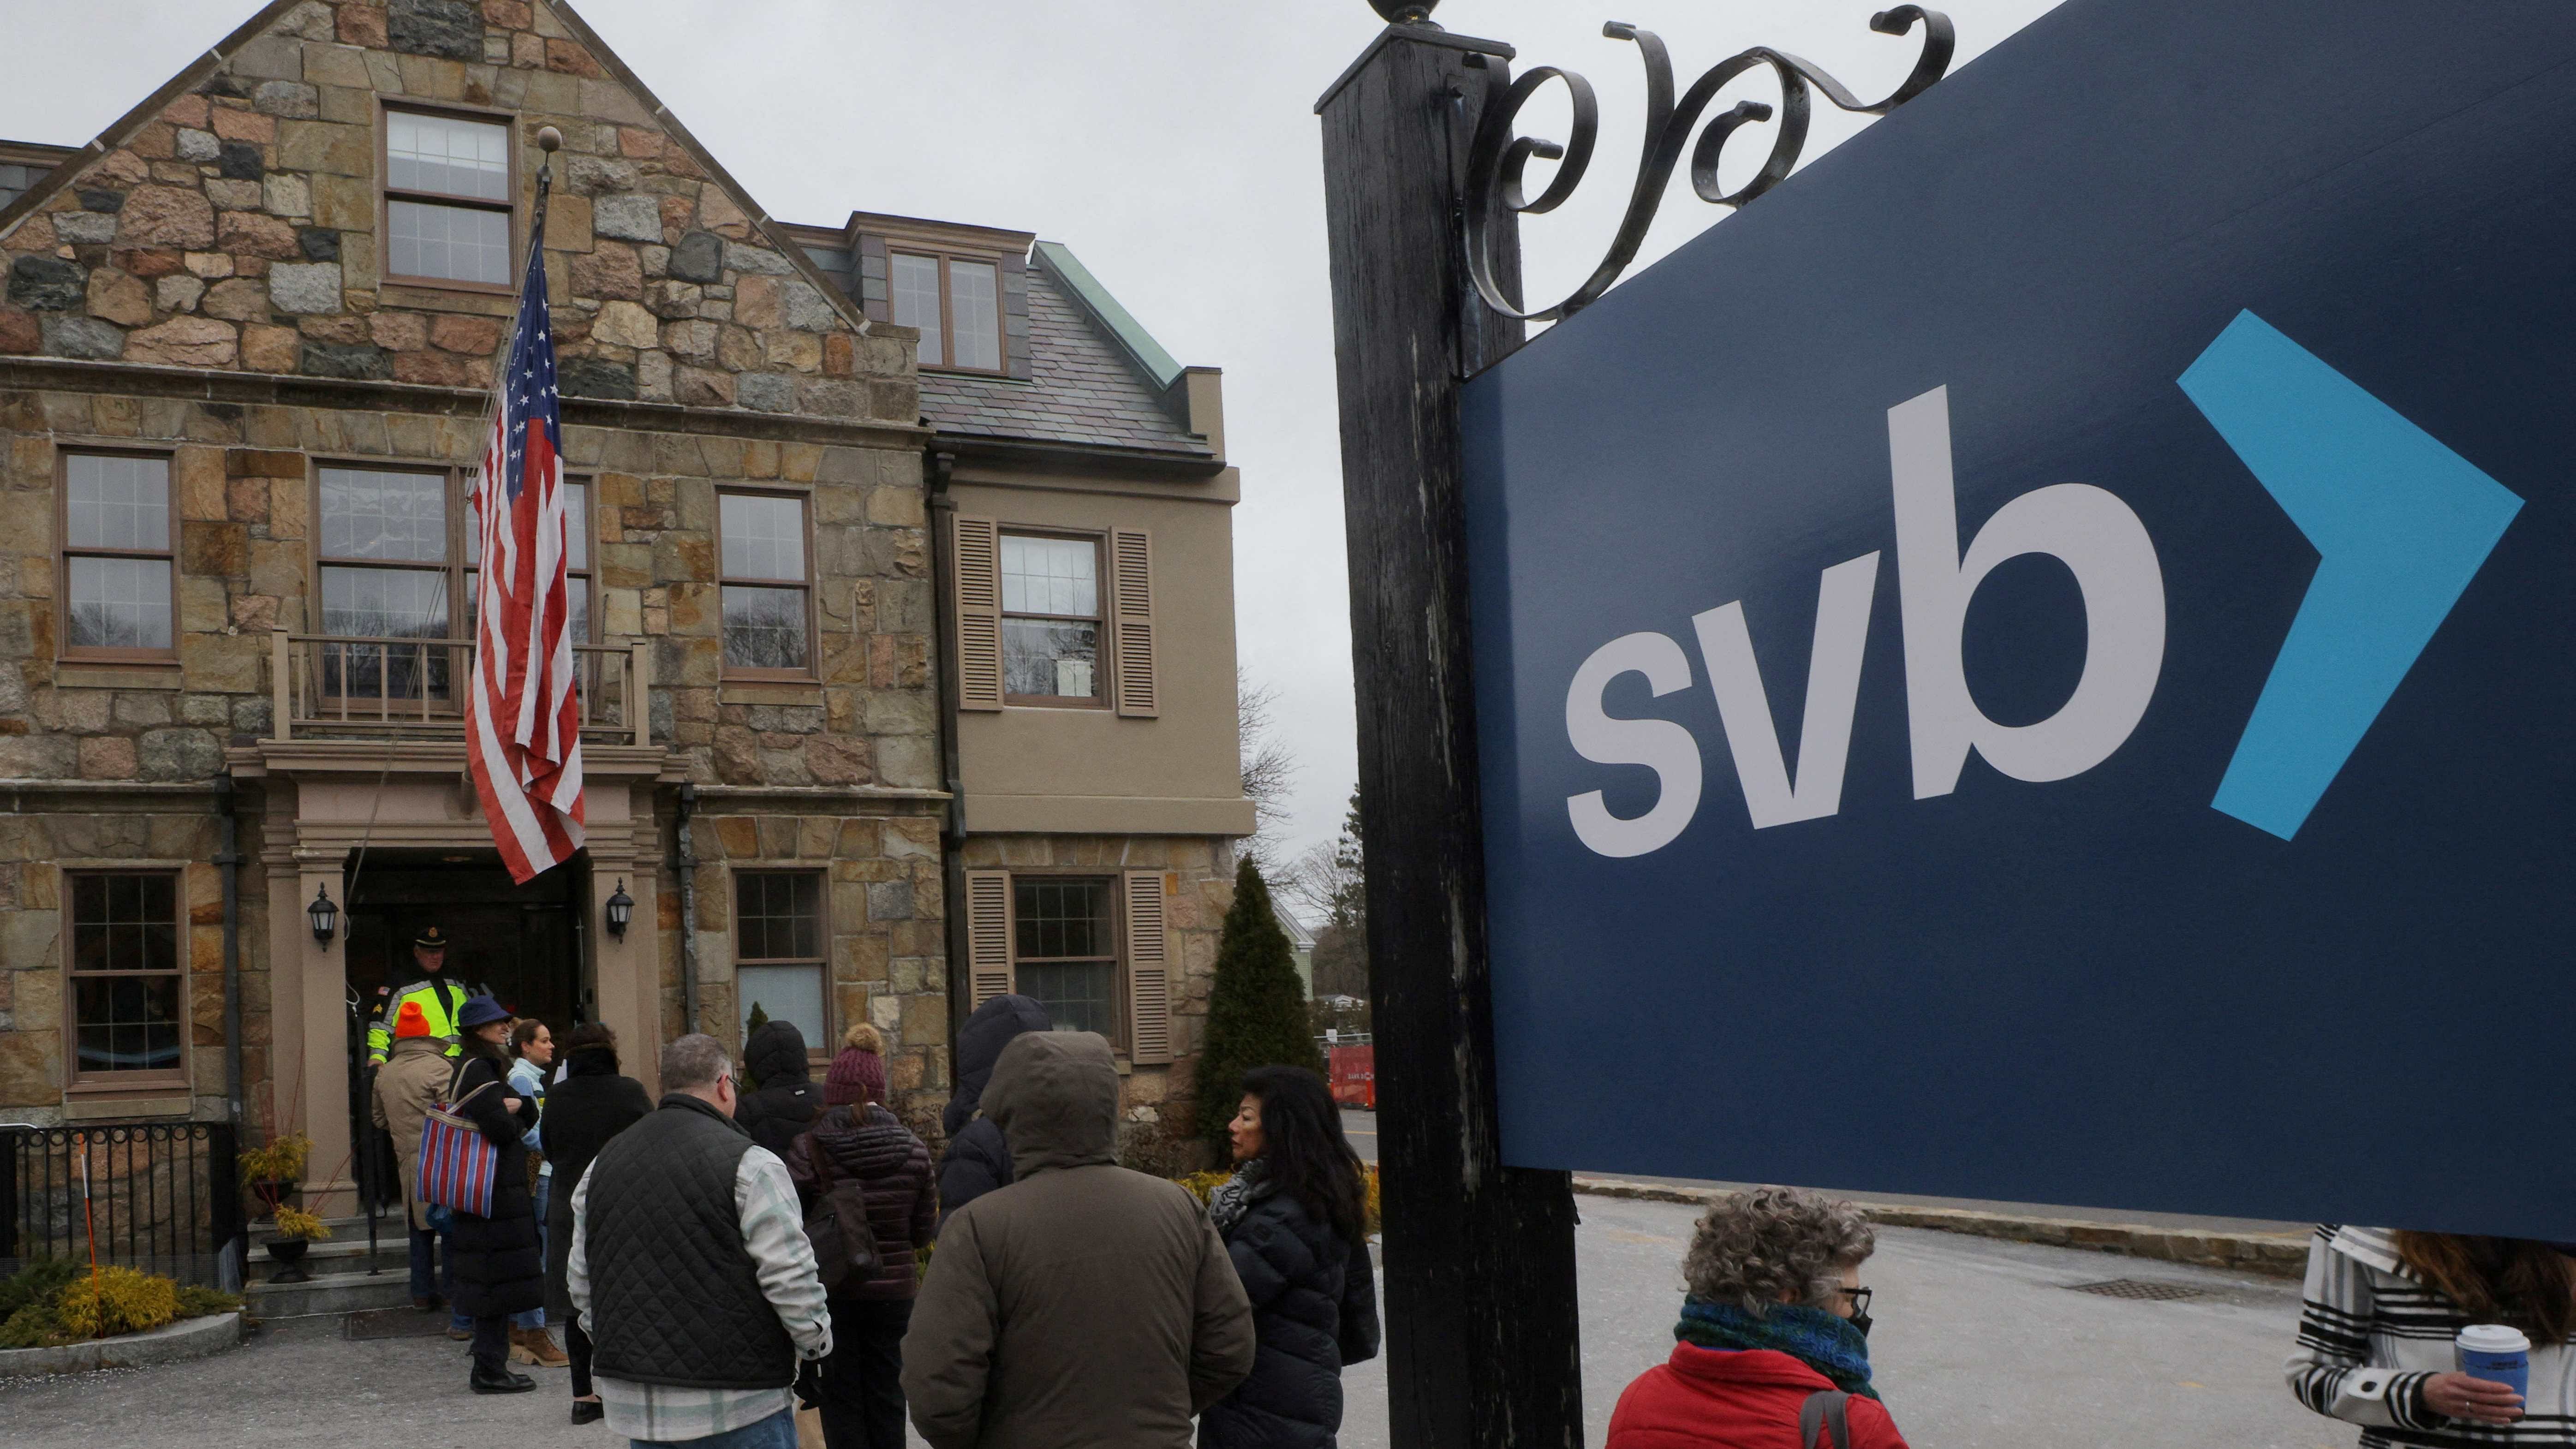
<box><xmin>737</xmin><ymin>1145</ymin><xmax>833</xmax><ymax>1362</ymax></box>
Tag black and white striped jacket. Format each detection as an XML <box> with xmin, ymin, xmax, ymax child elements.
<box><xmin>2286</xmin><ymin>1224</ymin><xmax>2575</xmax><ymax>1445</ymax></box>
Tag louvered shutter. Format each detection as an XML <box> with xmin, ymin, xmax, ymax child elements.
<box><xmin>952</xmin><ymin>516</ymin><xmax>1004</xmax><ymax>711</ymax></box>
<box><xmin>1110</xmin><ymin>527</ymin><xmax>1157</xmax><ymax>717</ymax></box>
<box><xmin>1125</xmin><ymin>871</ymin><xmax>1173</xmax><ymax>1064</ymax></box>
<box><xmin>965</xmin><ymin>870</ymin><xmax>1014</xmax><ymax>1008</ymax></box>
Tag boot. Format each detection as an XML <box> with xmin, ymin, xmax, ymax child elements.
<box><xmin>469</xmin><ymin>1365</ymin><xmax>536</xmax><ymax>1395</ymax></box>
<box><xmin>512</xmin><ymin>1326</ymin><xmax>570</xmax><ymax>1368</ymax></box>
<box><xmin>570</xmin><ymin>1399</ymin><xmax>605</xmax><ymax>1426</ymax></box>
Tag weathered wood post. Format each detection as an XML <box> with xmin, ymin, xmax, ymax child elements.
<box><xmin>1316</xmin><ymin>18</ymin><xmax>1586</xmax><ymax>1449</ymax></box>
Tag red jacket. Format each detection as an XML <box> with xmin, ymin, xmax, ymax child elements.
<box><xmin>1608</xmin><ymin>1344</ymin><xmax>1912</xmax><ymax>1449</ymax></box>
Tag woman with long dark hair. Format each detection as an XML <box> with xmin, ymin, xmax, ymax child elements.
<box><xmin>1198</xmin><ymin>1065</ymin><xmax>1380</xmax><ymax>1449</ymax></box>
<box><xmin>540</xmin><ymin>1021</ymin><xmax>653</xmax><ymax>1425</ymax></box>
<box><xmin>2286</xmin><ymin>1226</ymin><xmax>2576</xmax><ymax>1443</ymax></box>
<box><xmin>445</xmin><ymin>996</ymin><xmax>543</xmax><ymax>1395</ymax></box>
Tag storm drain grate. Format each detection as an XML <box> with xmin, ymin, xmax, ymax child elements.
<box><xmin>2065</xmin><ymin>1278</ymin><xmax>2210</xmax><ymax>1302</ymax></box>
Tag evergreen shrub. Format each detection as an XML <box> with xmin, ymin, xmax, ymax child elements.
<box><xmin>1195</xmin><ymin>858</ymin><xmax>1325</xmax><ymax>1155</ymax></box>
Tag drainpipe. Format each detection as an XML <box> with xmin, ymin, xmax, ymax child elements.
<box><xmin>926</xmin><ymin>447</ymin><xmax>970</xmax><ymax>1084</ymax></box>
<box><xmin>675</xmin><ymin>781</ymin><xmax>702</xmax><ymax>1035</ymax></box>
<box><xmin>215</xmin><ymin>773</ymin><xmax>247</xmax><ymax>1291</ymax></box>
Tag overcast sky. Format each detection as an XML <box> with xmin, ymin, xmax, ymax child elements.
<box><xmin>0</xmin><ymin>0</ymin><xmax>2064</xmax><ymax>876</ymax></box>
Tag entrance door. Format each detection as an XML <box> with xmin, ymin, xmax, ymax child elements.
<box><xmin>344</xmin><ymin>852</ymin><xmax>586</xmax><ymax>1035</ymax></box>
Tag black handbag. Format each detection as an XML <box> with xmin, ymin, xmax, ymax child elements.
<box><xmin>799</xmin><ymin>1129</ymin><xmax>880</xmax><ymax>1293</ymax></box>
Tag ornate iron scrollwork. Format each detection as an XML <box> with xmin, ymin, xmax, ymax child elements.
<box><xmin>1463</xmin><ymin>8</ymin><xmax>1955</xmax><ymax>323</ymax></box>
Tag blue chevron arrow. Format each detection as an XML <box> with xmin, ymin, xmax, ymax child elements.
<box><xmin>2179</xmin><ymin>311</ymin><xmax>2523</xmax><ymax>841</ymax></box>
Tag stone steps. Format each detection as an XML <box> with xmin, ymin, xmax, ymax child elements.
<box><xmin>243</xmin><ymin>1264</ymin><xmax>418</xmax><ymax>1320</ymax></box>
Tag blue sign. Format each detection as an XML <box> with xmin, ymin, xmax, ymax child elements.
<box><xmin>1463</xmin><ymin>0</ymin><xmax>2576</xmax><ymax>1237</ymax></box>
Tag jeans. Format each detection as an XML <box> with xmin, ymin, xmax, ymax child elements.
<box><xmin>406</xmin><ymin>1225</ymin><xmax>452</xmax><ymax>1302</ymax></box>
<box><xmin>816</xmin><ymin>1298</ymin><xmax>911</xmax><ymax>1449</ymax></box>
<box><xmin>629</xmin><ymin>1407</ymin><xmax>797</xmax><ymax>1449</ymax></box>
<box><xmin>470</xmin><ymin>1313</ymin><xmax>510</xmax><ymax>1377</ymax></box>
<box><xmin>512</xmin><ymin>1172</ymin><xmax>549</xmax><ymax>1332</ymax></box>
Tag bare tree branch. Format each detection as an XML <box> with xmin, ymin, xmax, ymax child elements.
<box><xmin>1238</xmin><ymin>668</ymin><xmax>1298</xmax><ymax>869</ymax></box>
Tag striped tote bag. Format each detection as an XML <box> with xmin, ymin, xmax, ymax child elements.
<box><xmin>416</xmin><ymin>1076</ymin><xmax>501</xmax><ymax>1218</ymax></box>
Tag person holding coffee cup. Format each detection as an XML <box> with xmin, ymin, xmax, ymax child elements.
<box><xmin>2285</xmin><ymin>1225</ymin><xmax>2576</xmax><ymax>1443</ymax></box>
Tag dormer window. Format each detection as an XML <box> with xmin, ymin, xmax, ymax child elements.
<box><xmin>890</xmin><ymin>251</ymin><xmax>1002</xmax><ymax>373</ymax></box>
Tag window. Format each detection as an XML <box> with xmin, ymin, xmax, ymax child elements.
<box><xmin>68</xmin><ymin>872</ymin><xmax>185</xmax><ymax>1086</ymax></box>
<box><xmin>719</xmin><ymin>490</ymin><xmax>811</xmax><ymax>675</ymax></box>
<box><xmin>317</xmin><ymin>465</ymin><xmax>455</xmax><ymax>700</ymax></box>
<box><xmin>384</xmin><ymin>109</ymin><xmax>513</xmax><ymax>286</ymax></box>
<box><xmin>999</xmin><ymin>533</ymin><xmax>1101</xmax><ymax>705</ymax></box>
<box><xmin>1012</xmin><ymin>877</ymin><xmax>1118</xmax><ymax>1039</ymax></box>
<box><xmin>736</xmin><ymin>872</ymin><xmax>827</xmax><ymax>1050</ymax></box>
<box><xmin>60</xmin><ymin>453</ymin><xmax>175</xmax><ymax>660</ymax></box>
<box><xmin>889</xmin><ymin>251</ymin><xmax>1002</xmax><ymax>372</ymax></box>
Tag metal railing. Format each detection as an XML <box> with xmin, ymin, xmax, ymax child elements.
<box><xmin>1</xmin><ymin>1121</ymin><xmax>244</xmax><ymax>1290</ymax></box>
<box><xmin>269</xmin><ymin>628</ymin><xmax>651</xmax><ymax>745</ymax></box>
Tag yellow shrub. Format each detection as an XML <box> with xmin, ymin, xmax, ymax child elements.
<box><xmin>1174</xmin><ymin>1171</ymin><xmax>1230</xmax><ymax>1205</ymax></box>
<box><xmin>55</xmin><ymin>1266</ymin><xmax>179</xmax><ymax>1340</ymax></box>
<box><xmin>1363</xmin><ymin>1164</ymin><xmax>1381</xmax><ymax>1238</ymax></box>
<box><xmin>271</xmin><ymin>1206</ymin><xmax>333</xmax><ymax>1241</ymax></box>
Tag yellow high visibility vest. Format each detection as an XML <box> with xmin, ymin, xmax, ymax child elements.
<box><xmin>365</xmin><ymin>977</ymin><xmax>466</xmax><ymax>1063</ymax></box>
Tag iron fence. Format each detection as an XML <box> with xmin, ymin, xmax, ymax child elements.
<box><xmin>0</xmin><ymin>1121</ymin><xmax>244</xmax><ymax>1290</ymax></box>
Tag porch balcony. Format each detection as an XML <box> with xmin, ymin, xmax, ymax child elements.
<box><xmin>266</xmin><ymin>627</ymin><xmax>651</xmax><ymax>745</ymax></box>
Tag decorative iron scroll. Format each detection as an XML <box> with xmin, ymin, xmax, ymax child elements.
<box><xmin>1463</xmin><ymin>8</ymin><xmax>1955</xmax><ymax>322</ymax></box>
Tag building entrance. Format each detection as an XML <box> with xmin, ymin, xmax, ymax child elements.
<box><xmin>343</xmin><ymin>851</ymin><xmax>588</xmax><ymax>1034</ymax></box>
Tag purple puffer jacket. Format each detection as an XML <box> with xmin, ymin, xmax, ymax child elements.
<box><xmin>783</xmin><ymin>1102</ymin><xmax>938</xmax><ymax>1300</ymax></box>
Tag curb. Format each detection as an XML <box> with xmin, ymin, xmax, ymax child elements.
<box><xmin>0</xmin><ymin>1311</ymin><xmax>246</xmax><ymax>1378</ymax></box>
<box><xmin>1572</xmin><ymin>1178</ymin><xmax>2310</xmax><ymax>1279</ymax></box>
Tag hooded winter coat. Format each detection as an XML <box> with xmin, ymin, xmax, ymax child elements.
<box><xmin>1198</xmin><ymin>1187</ymin><xmax>1381</xmax><ymax>1449</ymax></box>
<box><xmin>735</xmin><ymin>1020</ymin><xmax>823</xmax><ymax>1161</ymax></box>
<box><xmin>784</xmin><ymin>1101</ymin><xmax>938</xmax><ymax>1300</ymax></box>
<box><xmin>901</xmin><ymin>1032</ymin><xmax>1256</xmax><ymax>1449</ymax></box>
<box><xmin>937</xmin><ymin>994</ymin><xmax>1051</xmax><ymax>1228</ymax></box>
<box><xmin>443</xmin><ymin>1050</ymin><xmax>544</xmax><ymax>1319</ymax></box>
<box><xmin>370</xmin><ymin>1033</ymin><xmax>451</xmax><ymax>1231</ymax></box>
<box><xmin>542</xmin><ymin>1048</ymin><xmax>654</xmax><ymax>1323</ymax></box>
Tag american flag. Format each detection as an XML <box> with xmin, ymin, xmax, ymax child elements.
<box><xmin>466</xmin><ymin>226</ymin><xmax>584</xmax><ymax>883</ymax></box>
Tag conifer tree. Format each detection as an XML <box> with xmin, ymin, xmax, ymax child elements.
<box><xmin>1197</xmin><ymin>857</ymin><xmax>1325</xmax><ymax>1154</ymax></box>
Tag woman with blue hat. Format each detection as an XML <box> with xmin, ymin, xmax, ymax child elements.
<box><xmin>447</xmin><ymin>994</ymin><xmax>546</xmax><ymax>1395</ymax></box>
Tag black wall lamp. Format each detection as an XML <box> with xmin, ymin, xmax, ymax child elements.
<box><xmin>307</xmin><ymin>884</ymin><xmax>339</xmax><ymax>949</ymax></box>
<box><xmin>604</xmin><ymin>879</ymin><xmax>632</xmax><ymax>941</ymax></box>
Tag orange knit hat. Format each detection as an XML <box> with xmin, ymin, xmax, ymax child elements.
<box><xmin>393</xmin><ymin>1000</ymin><xmax>431</xmax><ymax>1038</ymax></box>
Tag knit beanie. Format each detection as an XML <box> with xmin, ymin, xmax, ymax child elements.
<box><xmin>824</xmin><ymin>1022</ymin><xmax>886</xmax><ymax>1107</ymax></box>
<box><xmin>393</xmin><ymin>1001</ymin><xmax>431</xmax><ymax>1038</ymax></box>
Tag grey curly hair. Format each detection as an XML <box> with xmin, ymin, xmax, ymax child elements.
<box><xmin>1681</xmin><ymin>1187</ymin><xmax>1874</xmax><ymax>1317</ymax></box>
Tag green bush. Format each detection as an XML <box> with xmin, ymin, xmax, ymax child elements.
<box><xmin>0</xmin><ymin>1258</ymin><xmax>78</xmax><ymax>1321</ymax></box>
<box><xmin>1195</xmin><ymin>858</ymin><xmax>1326</xmax><ymax>1155</ymax></box>
<box><xmin>174</xmin><ymin>1285</ymin><xmax>242</xmax><ymax>1320</ymax></box>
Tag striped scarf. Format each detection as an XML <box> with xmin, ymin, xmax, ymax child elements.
<box><xmin>1676</xmin><ymin>1296</ymin><xmax>1880</xmax><ymax>1401</ymax></box>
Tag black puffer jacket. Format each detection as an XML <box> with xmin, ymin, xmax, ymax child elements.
<box><xmin>444</xmin><ymin>1052</ymin><xmax>543</xmax><ymax>1319</ymax></box>
<box><xmin>733</xmin><ymin>1020</ymin><xmax>821</xmax><ymax>1161</ymax></box>
<box><xmin>784</xmin><ymin>1102</ymin><xmax>937</xmax><ymax>1300</ymax></box>
<box><xmin>937</xmin><ymin>993</ymin><xmax>1050</xmax><ymax>1227</ymax></box>
<box><xmin>1198</xmin><ymin>1190</ymin><xmax>1381</xmax><ymax>1449</ymax></box>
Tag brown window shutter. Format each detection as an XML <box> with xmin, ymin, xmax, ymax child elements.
<box><xmin>953</xmin><ymin>515</ymin><xmax>1004</xmax><ymax>711</ymax></box>
<box><xmin>965</xmin><ymin>870</ymin><xmax>1014</xmax><ymax>1008</ymax></box>
<box><xmin>1125</xmin><ymin>871</ymin><xmax>1173</xmax><ymax>1064</ymax></box>
<box><xmin>1110</xmin><ymin>527</ymin><xmax>1158</xmax><ymax>718</ymax></box>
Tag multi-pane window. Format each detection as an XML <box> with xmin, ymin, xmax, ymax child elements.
<box><xmin>385</xmin><ymin>109</ymin><xmax>513</xmax><ymax>286</ymax></box>
<box><xmin>68</xmin><ymin>873</ymin><xmax>185</xmax><ymax>1085</ymax></box>
<box><xmin>60</xmin><ymin>453</ymin><xmax>174</xmax><ymax>658</ymax></box>
<box><xmin>317</xmin><ymin>466</ymin><xmax>458</xmax><ymax>700</ymax></box>
<box><xmin>1013</xmin><ymin>877</ymin><xmax>1117</xmax><ymax>1040</ymax></box>
<box><xmin>736</xmin><ymin>872</ymin><xmax>827</xmax><ymax>1051</ymax></box>
<box><xmin>719</xmin><ymin>491</ymin><xmax>811</xmax><ymax>675</ymax></box>
<box><xmin>1000</xmin><ymin>533</ymin><xmax>1101</xmax><ymax>704</ymax></box>
<box><xmin>889</xmin><ymin>252</ymin><xmax>1002</xmax><ymax>372</ymax></box>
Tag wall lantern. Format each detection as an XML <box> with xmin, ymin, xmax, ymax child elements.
<box><xmin>604</xmin><ymin>879</ymin><xmax>633</xmax><ymax>940</ymax></box>
<box><xmin>307</xmin><ymin>884</ymin><xmax>339</xmax><ymax>949</ymax></box>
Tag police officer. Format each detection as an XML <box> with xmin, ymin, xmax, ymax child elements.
<box><xmin>366</xmin><ymin>925</ymin><xmax>467</xmax><ymax>1066</ymax></box>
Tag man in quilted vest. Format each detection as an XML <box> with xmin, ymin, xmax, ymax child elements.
<box><xmin>569</xmin><ymin>1033</ymin><xmax>832</xmax><ymax>1449</ymax></box>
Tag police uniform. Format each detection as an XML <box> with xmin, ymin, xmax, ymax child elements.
<box><xmin>366</xmin><ymin>926</ymin><xmax>467</xmax><ymax>1064</ymax></box>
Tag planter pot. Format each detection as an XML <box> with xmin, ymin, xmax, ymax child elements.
<box><xmin>249</xmin><ymin>1179</ymin><xmax>302</xmax><ymax>1216</ymax></box>
<box><xmin>265</xmin><ymin>1237</ymin><xmax>310</xmax><ymax>1284</ymax></box>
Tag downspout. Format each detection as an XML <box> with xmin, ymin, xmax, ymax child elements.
<box><xmin>926</xmin><ymin>447</ymin><xmax>970</xmax><ymax>1085</ymax></box>
<box><xmin>675</xmin><ymin>781</ymin><xmax>702</xmax><ymax>1035</ymax></box>
<box><xmin>214</xmin><ymin>773</ymin><xmax>246</xmax><ymax>1291</ymax></box>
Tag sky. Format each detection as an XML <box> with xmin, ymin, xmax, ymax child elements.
<box><xmin>0</xmin><ymin>0</ymin><xmax>2064</xmax><ymax>874</ymax></box>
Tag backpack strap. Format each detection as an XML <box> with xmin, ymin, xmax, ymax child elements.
<box><xmin>1798</xmin><ymin>1389</ymin><xmax>1852</xmax><ymax>1449</ymax></box>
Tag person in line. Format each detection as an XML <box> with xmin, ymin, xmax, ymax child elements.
<box><xmin>1198</xmin><ymin>1066</ymin><xmax>1380</xmax><ymax>1449</ymax></box>
<box><xmin>542</xmin><ymin>1021</ymin><xmax>655</xmax><ymax>1426</ymax></box>
<box><xmin>366</xmin><ymin>924</ymin><xmax>465</xmax><ymax>1066</ymax></box>
<box><xmin>505</xmin><ymin>1017</ymin><xmax>570</xmax><ymax>1369</ymax></box>
<box><xmin>447</xmin><ymin>995</ymin><xmax>545</xmax><ymax>1395</ymax></box>
<box><xmin>1606</xmin><ymin>1187</ymin><xmax>1910</xmax><ymax>1449</ymax></box>
<box><xmin>736</xmin><ymin>1017</ymin><xmax>824</xmax><ymax>1161</ymax></box>
<box><xmin>784</xmin><ymin>1023</ymin><xmax>938</xmax><ymax>1449</ymax></box>
<box><xmin>571</xmin><ymin>1033</ymin><xmax>832</xmax><ymax>1449</ymax></box>
<box><xmin>370</xmin><ymin>999</ymin><xmax>453</xmax><ymax>1314</ymax></box>
<box><xmin>2284</xmin><ymin>1226</ymin><xmax>2575</xmax><ymax>1444</ymax></box>
<box><xmin>902</xmin><ymin>1031</ymin><xmax>1255</xmax><ymax>1449</ymax></box>
<box><xmin>936</xmin><ymin>994</ymin><xmax>1049</xmax><ymax>1226</ymax></box>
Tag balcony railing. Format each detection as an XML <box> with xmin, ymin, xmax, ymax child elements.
<box><xmin>269</xmin><ymin>629</ymin><xmax>651</xmax><ymax>745</ymax></box>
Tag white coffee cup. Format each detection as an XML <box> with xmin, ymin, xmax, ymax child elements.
<box><xmin>2456</xmin><ymin>1323</ymin><xmax>2533</xmax><ymax>1400</ymax></box>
